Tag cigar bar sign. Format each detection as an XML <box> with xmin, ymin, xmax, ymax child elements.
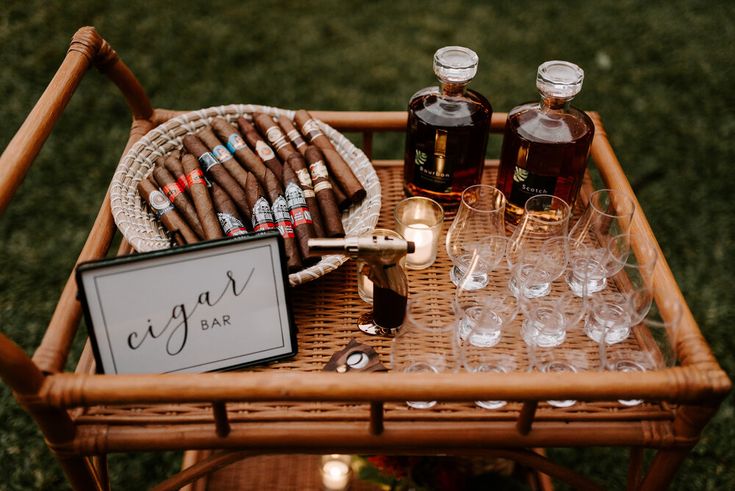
<box><xmin>76</xmin><ymin>232</ymin><xmax>297</xmax><ymax>374</ymax></box>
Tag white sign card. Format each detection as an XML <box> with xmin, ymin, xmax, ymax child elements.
<box><xmin>76</xmin><ymin>232</ymin><xmax>297</xmax><ymax>374</ymax></box>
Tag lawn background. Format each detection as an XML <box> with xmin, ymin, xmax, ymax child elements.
<box><xmin>1</xmin><ymin>1</ymin><xmax>733</xmax><ymax>489</ymax></box>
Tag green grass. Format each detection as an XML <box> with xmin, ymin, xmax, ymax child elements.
<box><xmin>1</xmin><ymin>0</ymin><xmax>734</xmax><ymax>489</ymax></box>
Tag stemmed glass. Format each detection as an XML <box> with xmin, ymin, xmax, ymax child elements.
<box><xmin>506</xmin><ymin>195</ymin><xmax>571</xmax><ymax>298</ymax></box>
<box><xmin>585</xmin><ymin>237</ymin><xmax>658</xmax><ymax>345</ymax></box>
<box><xmin>446</xmin><ymin>185</ymin><xmax>507</xmax><ymax>290</ymax></box>
<box><xmin>391</xmin><ymin>292</ymin><xmax>459</xmax><ymax>409</ymax></box>
<box><xmin>566</xmin><ymin>189</ymin><xmax>636</xmax><ymax>296</ymax></box>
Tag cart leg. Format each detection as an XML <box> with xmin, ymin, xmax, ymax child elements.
<box><xmin>57</xmin><ymin>455</ymin><xmax>107</xmax><ymax>491</ymax></box>
<box><xmin>638</xmin><ymin>448</ymin><xmax>692</xmax><ymax>491</ymax></box>
<box><xmin>626</xmin><ymin>447</ymin><xmax>643</xmax><ymax>490</ymax></box>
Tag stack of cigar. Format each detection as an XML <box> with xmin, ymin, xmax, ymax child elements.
<box><xmin>137</xmin><ymin>110</ymin><xmax>367</xmax><ymax>273</ymax></box>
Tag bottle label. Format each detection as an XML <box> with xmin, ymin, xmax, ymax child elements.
<box><xmin>272</xmin><ymin>195</ymin><xmax>296</xmax><ymax>238</ymax></box>
<box><xmin>285</xmin><ymin>182</ymin><xmax>313</xmax><ymax>226</ymax></box>
<box><xmin>255</xmin><ymin>140</ymin><xmax>275</xmax><ymax>161</ymax></box>
<box><xmin>197</xmin><ymin>152</ymin><xmax>220</xmax><ymax>172</ymax></box>
<box><xmin>412</xmin><ymin>145</ymin><xmax>452</xmax><ymax>193</ymax></box>
<box><xmin>509</xmin><ymin>166</ymin><xmax>557</xmax><ymax>204</ymax></box>
<box><xmin>217</xmin><ymin>212</ymin><xmax>248</xmax><ymax>236</ymax></box>
<box><xmin>212</xmin><ymin>145</ymin><xmax>233</xmax><ymax>163</ymax></box>
<box><xmin>252</xmin><ymin>197</ymin><xmax>276</xmax><ymax>233</ymax></box>
<box><xmin>226</xmin><ymin>133</ymin><xmax>247</xmax><ymax>153</ymax></box>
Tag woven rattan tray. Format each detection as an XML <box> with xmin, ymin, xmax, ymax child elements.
<box><xmin>109</xmin><ymin>104</ymin><xmax>382</xmax><ymax>286</ymax></box>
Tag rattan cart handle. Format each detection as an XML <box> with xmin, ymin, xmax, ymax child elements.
<box><xmin>0</xmin><ymin>26</ymin><xmax>152</xmax><ymax>214</ymax></box>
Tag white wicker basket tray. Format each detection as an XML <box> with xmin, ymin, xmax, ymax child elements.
<box><xmin>109</xmin><ymin>104</ymin><xmax>382</xmax><ymax>286</ymax></box>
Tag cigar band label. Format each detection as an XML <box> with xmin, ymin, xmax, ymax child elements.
<box><xmin>301</xmin><ymin>119</ymin><xmax>323</xmax><ymax>140</ymax></box>
<box><xmin>148</xmin><ymin>190</ymin><xmax>174</xmax><ymax>217</ymax></box>
<box><xmin>226</xmin><ymin>134</ymin><xmax>247</xmax><ymax>153</ymax></box>
<box><xmin>287</xmin><ymin>129</ymin><xmax>306</xmax><ymax>148</ymax></box>
<box><xmin>295</xmin><ymin>168</ymin><xmax>313</xmax><ymax>187</ymax></box>
<box><xmin>285</xmin><ymin>183</ymin><xmax>313</xmax><ymax>226</ymax></box>
<box><xmin>272</xmin><ymin>196</ymin><xmax>295</xmax><ymax>238</ymax></box>
<box><xmin>186</xmin><ymin>168</ymin><xmax>206</xmax><ymax>186</ymax></box>
<box><xmin>255</xmin><ymin>141</ymin><xmax>276</xmax><ymax>161</ymax></box>
<box><xmin>313</xmin><ymin>180</ymin><xmax>333</xmax><ymax>193</ymax></box>
<box><xmin>198</xmin><ymin>152</ymin><xmax>221</xmax><ymax>172</ymax></box>
<box><xmin>212</xmin><ymin>145</ymin><xmax>234</xmax><ymax>163</ymax></box>
<box><xmin>265</xmin><ymin>127</ymin><xmax>289</xmax><ymax>151</ymax></box>
<box><xmin>252</xmin><ymin>197</ymin><xmax>276</xmax><ymax>232</ymax></box>
<box><xmin>176</xmin><ymin>175</ymin><xmax>189</xmax><ymax>190</ymax></box>
<box><xmin>309</xmin><ymin>161</ymin><xmax>329</xmax><ymax>180</ymax></box>
<box><xmin>217</xmin><ymin>212</ymin><xmax>248</xmax><ymax>237</ymax></box>
<box><xmin>162</xmin><ymin>182</ymin><xmax>184</xmax><ymax>202</ymax></box>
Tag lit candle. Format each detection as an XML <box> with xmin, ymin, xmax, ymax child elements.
<box><xmin>403</xmin><ymin>223</ymin><xmax>433</xmax><ymax>266</ymax></box>
<box><xmin>394</xmin><ymin>197</ymin><xmax>444</xmax><ymax>270</ymax></box>
<box><xmin>321</xmin><ymin>455</ymin><xmax>351</xmax><ymax>490</ymax></box>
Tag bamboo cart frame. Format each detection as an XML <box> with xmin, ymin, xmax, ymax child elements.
<box><xmin>0</xmin><ymin>27</ymin><xmax>730</xmax><ymax>491</ymax></box>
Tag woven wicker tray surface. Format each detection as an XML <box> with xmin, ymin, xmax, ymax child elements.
<box><xmin>109</xmin><ymin>104</ymin><xmax>382</xmax><ymax>286</ymax></box>
<box><xmin>79</xmin><ymin>164</ymin><xmax>675</xmax><ymax>427</ymax></box>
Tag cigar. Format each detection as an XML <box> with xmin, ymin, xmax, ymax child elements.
<box><xmin>162</xmin><ymin>152</ymin><xmax>190</xmax><ymax>198</ymax></box>
<box><xmin>286</xmin><ymin>153</ymin><xmax>325</xmax><ymax>237</ymax></box>
<box><xmin>329</xmin><ymin>176</ymin><xmax>351</xmax><ymax>210</ymax></box>
<box><xmin>180</xmin><ymin>154</ymin><xmax>224</xmax><ymax>240</ymax></box>
<box><xmin>210</xmin><ymin>182</ymin><xmax>249</xmax><ymax>237</ymax></box>
<box><xmin>277</xmin><ymin>115</ymin><xmax>308</xmax><ymax>156</ymax></box>
<box><xmin>246</xmin><ymin>173</ymin><xmax>302</xmax><ymax>271</ymax></box>
<box><xmin>305</xmin><ymin>145</ymin><xmax>344</xmax><ymax>237</ymax></box>
<box><xmin>210</xmin><ymin>118</ymin><xmax>284</xmax><ymax>201</ymax></box>
<box><xmin>244</xmin><ymin>172</ymin><xmax>277</xmax><ymax>234</ymax></box>
<box><xmin>283</xmin><ymin>161</ymin><xmax>317</xmax><ymax>261</ymax></box>
<box><xmin>236</xmin><ymin>117</ymin><xmax>284</xmax><ymax>178</ymax></box>
<box><xmin>196</xmin><ymin>127</ymin><xmax>251</xmax><ymax>193</ymax></box>
<box><xmin>294</xmin><ymin>109</ymin><xmax>366</xmax><ymax>204</ymax></box>
<box><xmin>253</xmin><ymin>112</ymin><xmax>298</xmax><ymax>162</ymax></box>
<box><xmin>137</xmin><ymin>177</ymin><xmax>199</xmax><ymax>246</ymax></box>
<box><xmin>152</xmin><ymin>165</ymin><xmax>205</xmax><ymax>239</ymax></box>
<box><xmin>182</xmin><ymin>134</ymin><xmax>252</xmax><ymax>225</ymax></box>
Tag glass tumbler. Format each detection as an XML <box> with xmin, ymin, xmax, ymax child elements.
<box><xmin>446</xmin><ymin>185</ymin><xmax>507</xmax><ymax>290</ymax></box>
<box><xmin>391</xmin><ymin>292</ymin><xmax>459</xmax><ymax>409</ymax></box>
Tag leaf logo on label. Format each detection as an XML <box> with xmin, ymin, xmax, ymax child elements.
<box><xmin>415</xmin><ymin>149</ymin><xmax>427</xmax><ymax>166</ymax></box>
<box><xmin>513</xmin><ymin>167</ymin><xmax>529</xmax><ymax>183</ymax></box>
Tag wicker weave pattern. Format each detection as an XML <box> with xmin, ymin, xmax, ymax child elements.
<box><xmin>109</xmin><ymin>104</ymin><xmax>382</xmax><ymax>286</ymax></box>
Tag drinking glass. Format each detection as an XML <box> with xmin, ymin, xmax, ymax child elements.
<box><xmin>603</xmin><ymin>299</ymin><xmax>681</xmax><ymax>406</ymax></box>
<box><xmin>585</xmin><ymin>238</ymin><xmax>658</xmax><ymax>345</ymax></box>
<box><xmin>446</xmin><ymin>185</ymin><xmax>507</xmax><ymax>290</ymax></box>
<box><xmin>533</xmin><ymin>348</ymin><xmax>590</xmax><ymax>408</ymax></box>
<box><xmin>566</xmin><ymin>189</ymin><xmax>635</xmax><ymax>296</ymax></box>
<box><xmin>454</xmin><ymin>260</ymin><xmax>517</xmax><ymax>347</ymax></box>
<box><xmin>507</xmin><ymin>195</ymin><xmax>571</xmax><ymax>298</ymax></box>
<box><xmin>391</xmin><ymin>292</ymin><xmax>458</xmax><ymax>409</ymax></box>
<box><xmin>519</xmin><ymin>290</ymin><xmax>585</xmax><ymax>348</ymax></box>
<box><xmin>460</xmin><ymin>328</ymin><xmax>522</xmax><ymax>409</ymax></box>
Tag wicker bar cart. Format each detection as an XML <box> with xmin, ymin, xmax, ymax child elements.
<box><xmin>0</xmin><ymin>27</ymin><xmax>730</xmax><ymax>491</ymax></box>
